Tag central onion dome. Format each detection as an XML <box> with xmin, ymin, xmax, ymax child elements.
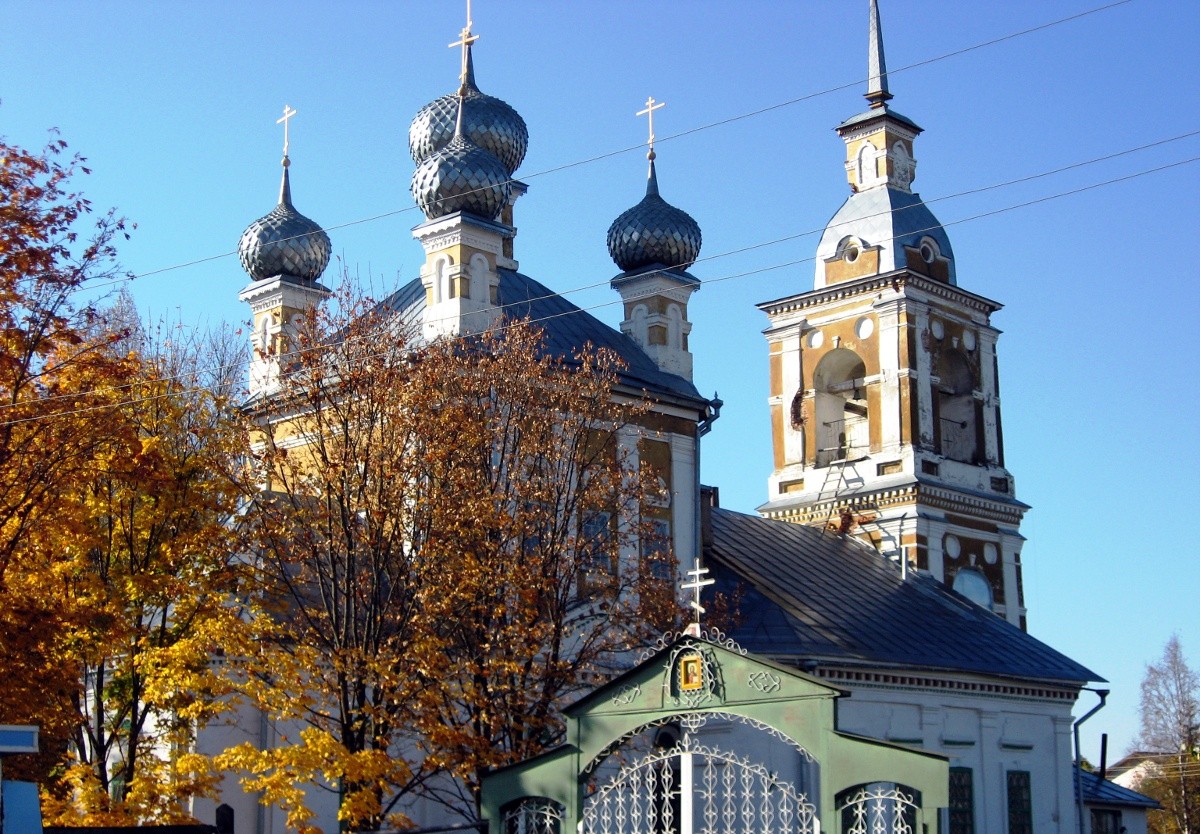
<box><xmin>409</xmin><ymin>47</ymin><xmax>528</xmax><ymax>177</ymax></box>
<box><xmin>238</xmin><ymin>161</ymin><xmax>331</xmax><ymax>282</ymax></box>
<box><xmin>410</xmin><ymin>96</ymin><xmax>512</xmax><ymax>221</ymax></box>
<box><xmin>607</xmin><ymin>155</ymin><xmax>702</xmax><ymax>272</ymax></box>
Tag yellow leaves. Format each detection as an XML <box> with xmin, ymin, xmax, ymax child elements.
<box><xmin>216</xmin><ymin>729</ymin><xmax>414</xmax><ymax>834</ymax></box>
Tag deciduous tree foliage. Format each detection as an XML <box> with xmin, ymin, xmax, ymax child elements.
<box><xmin>1138</xmin><ymin>635</ymin><xmax>1200</xmax><ymax>834</ymax></box>
<box><xmin>0</xmin><ymin>135</ymin><xmax>249</xmax><ymax>823</ymax></box>
<box><xmin>0</xmin><ymin>132</ymin><xmax>136</xmax><ymax>782</ymax></box>
<box><xmin>222</xmin><ymin>286</ymin><xmax>678</xmax><ymax>831</ymax></box>
<box><xmin>41</xmin><ymin>317</ymin><xmax>249</xmax><ymax>826</ymax></box>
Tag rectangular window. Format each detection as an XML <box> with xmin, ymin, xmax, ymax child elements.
<box><xmin>579</xmin><ymin>511</ymin><xmax>613</xmax><ymax>576</ymax></box>
<box><xmin>1006</xmin><ymin>770</ymin><xmax>1033</xmax><ymax>834</ymax></box>
<box><xmin>641</xmin><ymin>518</ymin><xmax>673</xmax><ymax>581</ymax></box>
<box><xmin>1090</xmin><ymin>809</ymin><xmax>1121</xmax><ymax>834</ymax></box>
<box><xmin>948</xmin><ymin>767</ymin><xmax>975</xmax><ymax>834</ymax></box>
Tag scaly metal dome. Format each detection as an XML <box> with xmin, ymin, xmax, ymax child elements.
<box><xmin>410</xmin><ymin>110</ymin><xmax>511</xmax><ymax>221</ymax></box>
<box><xmin>607</xmin><ymin>158</ymin><xmax>702</xmax><ymax>272</ymax></box>
<box><xmin>409</xmin><ymin>47</ymin><xmax>528</xmax><ymax>176</ymax></box>
<box><xmin>238</xmin><ymin>163</ymin><xmax>331</xmax><ymax>282</ymax></box>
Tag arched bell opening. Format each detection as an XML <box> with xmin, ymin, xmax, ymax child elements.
<box><xmin>813</xmin><ymin>348</ymin><xmax>869</xmax><ymax>467</ymax></box>
<box><xmin>932</xmin><ymin>350</ymin><xmax>980</xmax><ymax>464</ymax></box>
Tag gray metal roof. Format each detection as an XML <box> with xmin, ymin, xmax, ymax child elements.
<box><xmin>706</xmin><ymin>507</ymin><xmax>1100</xmax><ymax>684</ymax></box>
<box><xmin>837</xmin><ymin>106</ymin><xmax>921</xmax><ymax>133</ymax></box>
<box><xmin>814</xmin><ymin>185</ymin><xmax>956</xmax><ymax>286</ymax></box>
<box><xmin>378</xmin><ymin>269</ymin><xmax>707</xmax><ymax>407</ymax></box>
<box><xmin>1077</xmin><ymin>767</ymin><xmax>1161</xmax><ymax>809</ymax></box>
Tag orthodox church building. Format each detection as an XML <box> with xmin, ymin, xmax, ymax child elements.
<box><xmin>214</xmin><ymin>3</ymin><xmax>1155</xmax><ymax>833</ymax></box>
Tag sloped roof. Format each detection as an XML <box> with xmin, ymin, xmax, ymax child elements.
<box><xmin>814</xmin><ymin>186</ymin><xmax>957</xmax><ymax>286</ymax></box>
<box><xmin>379</xmin><ymin>268</ymin><xmax>707</xmax><ymax>407</ymax></box>
<box><xmin>706</xmin><ymin>506</ymin><xmax>1101</xmax><ymax>685</ymax></box>
<box><xmin>1077</xmin><ymin>766</ymin><xmax>1161</xmax><ymax>809</ymax></box>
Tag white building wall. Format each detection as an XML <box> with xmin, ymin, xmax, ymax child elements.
<box><xmin>834</xmin><ymin>680</ymin><xmax>1080</xmax><ymax>833</ymax></box>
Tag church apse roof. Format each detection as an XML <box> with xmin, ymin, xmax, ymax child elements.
<box><xmin>378</xmin><ymin>268</ymin><xmax>707</xmax><ymax>407</ymax></box>
<box><xmin>706</xmin><ymin>506</ymin><xmax>1100</xmax><ymax>685</ymax></box>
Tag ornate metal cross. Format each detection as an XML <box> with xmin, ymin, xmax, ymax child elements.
<box><xmin>680</xmin><ymin>557</ymin><xmax>715</xmax><ymax>633</ymax></box>
<box><xmin>637</xmin><ymin>96</ymin><xmax>665</xmax><ymax>155</ymax></box>
<box><xmin>449</xmin><ymin>0</ymin><xmax>478</xmax><ymax>89</ymax></box>
<box><xmin>277</xmin><ymin>104</ymin><xmax>297</xmax><ymax>158</ymax></box>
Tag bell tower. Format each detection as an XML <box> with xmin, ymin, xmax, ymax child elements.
<box><xmin>758</xmin><ymin>0</ymin><xmax>1029</xmax><ymax>628</ymax></box>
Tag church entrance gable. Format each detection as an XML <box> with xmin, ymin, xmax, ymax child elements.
<box><xmin>479</xmin><ymin>631</ymin><xmax>949</xmax><ymax>834</ymax></box>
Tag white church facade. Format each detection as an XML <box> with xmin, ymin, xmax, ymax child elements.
<box><xmin>200</xmin><ymin>3</ymin><xmax>1156</xmax><ymax>833</ymax></box>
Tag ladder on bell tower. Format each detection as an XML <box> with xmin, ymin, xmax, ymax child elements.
<box><xmin>815</xmin><ymin>447</ymin><xmax>869</xmax><ymax>534</ymax></box>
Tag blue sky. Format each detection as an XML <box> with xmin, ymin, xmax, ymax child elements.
<box><xmin>3</xmin><ymin>0</ymin><xmax>1198</xmax><ymax>764</ymax></box>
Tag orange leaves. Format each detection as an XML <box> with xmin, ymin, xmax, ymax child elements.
<box><xmin>240</xmin><ymin>275</ymin><xmax>680</xmax><ymax>824</ymax></box>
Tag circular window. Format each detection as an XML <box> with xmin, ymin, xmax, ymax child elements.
<box><xmin>855</xmin><ymin>317</ymin><xmax>875</xmax><ymax>340</ymax></box>
<box><xmin>930</xmin><ymin>319</ymin><xmax>945</xmax><ymax>340</ymax></box>
<box><xmin>983</xmin><ymin>543</ymin><xmax>998</xmax><ymax>564</ymax></box>
<box><xmin>843</xmin><ymin>244</ymin><xmax>860</xmax><ymax>263</ymax></box>
<box><xmin>962</xmin><ymin>330</ymin><xmax>977</xmax><ymax>352</ymax></box>
<box><xmin>919</xmin><ymin>241</ymin><xmax>937</xmax><ymax>264</ymax></box>
<box><xmin>807</xmin><ymin>330</ymin><xmax>824</xmax><ymax>349</ymax></box>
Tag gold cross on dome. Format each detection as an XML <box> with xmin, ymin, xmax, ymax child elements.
<box><xmin>637</xmin><ymin>96</ymin><xmax>665</xmax><ymax>154</ymax></box>
<box><xmin>277</xmin><ymin>105</ymin><xmax>297</xmax><ymax>158</ymax></box>
<box><xmin>449</xmin><ymin>0</ymin><xmax>479</xmax><ymax>88</ymax></box>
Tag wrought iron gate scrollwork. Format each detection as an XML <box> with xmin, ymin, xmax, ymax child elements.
<box><xmin>582</xmin><ymin>735</ymin><xmax>816</xmax><ymax>834</ymax></box>
<box><xmin>836</xmin><ymin>782</ymin><xmax>922</xmax><ymax>834</ymax></box>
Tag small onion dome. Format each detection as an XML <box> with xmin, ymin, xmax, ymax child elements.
<box><xmin>408</xmin><ymin>47</ymin><xmax>528</xmax><ymax>176</ymax></box>
<box><xmin>238</xmin><ymin>163</ymin><xmax>331</xmax><ymax>282</ymax></box>
<box><xmin>411</xmin><ymin>106</ymin><xmax>512</xmax><ymax>221</ymax></box>
<box><xmin>607</xmin><ymin>157</ymin><xmax>702</xmax><ymax>272</ymax></box>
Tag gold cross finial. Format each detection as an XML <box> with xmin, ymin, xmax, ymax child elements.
<box><xmin>449</xmin><ymin>0</ymin><xmax>479</xmax><ymax>90</ymax></box>
<box><xmin>637</xmin><ymin>96</ymin><xmax>665</xmax><ymax>160</ymax></box>
<box><xmin>277</xmin><ymin>105</ymin><xmax>297</xmax><ymax>160</ymax></box>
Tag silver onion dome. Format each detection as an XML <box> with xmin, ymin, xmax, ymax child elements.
<box><xmin>238</xmin><ymin>163</ymin><xmax>331</xmax><ymax>282</ymax></box>
<box><xmin>409</xmin><ymin>47</ymin><xmax>528</xmax><ymax>176</ymax></box>
<box><xmin>607</xmin><ymin>158</ymin><xmax>702</xmax><ymax>272</ymax></box>
<box><xmin>411</xmin><ymin>100</ymin><xmax>512</xmax><ymax>221</ymax></box>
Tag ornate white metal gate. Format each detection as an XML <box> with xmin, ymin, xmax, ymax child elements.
<box><xmin>582</xmin><ymin>735</ymin><xmax>817</xmax><ymax>834</ymax></box>
<box><xmin>836</xmin><ymin>783</ymin><xmax>921</xmax><ymax>834</ymax></box>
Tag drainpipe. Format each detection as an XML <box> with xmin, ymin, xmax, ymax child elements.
<box><xmin>1074</xmin><ymin>687</ymin><xmax>1109</xmax><ymax>834</ymax></box>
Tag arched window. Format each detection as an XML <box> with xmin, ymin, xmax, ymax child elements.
<box><xmin>503</xmin><ymin>797</ymin><xmax>564</xmax><ymax>834</ymax></box>
<box><xmin>813</xmin><ymin>348</ymin><xmax>869</xmax><ymax>467</ymax></box>
<box><xmin>666</xmin><ymin>303</ymin><xmax>683</xmax><ymax>350</ymax></box>
<box><xmin>432</xmin><ymin>257</ymin><xmax>449</xmax><ymax>304</ymax></box>
<box><xmin>630</xmin><ymin>304</ymin><xmax>649</xmax><ymax>348</ymax></box>
<box><xmin>857</xmin><ymin>142</ymin><xmax>876</xmax><ymax>187</ymax></box>
<box><xmin>933</xmin><ymin>350</ymin><xmax>979</xmax><ymax>463</ymax></box>
<box><xmin>469</xmin><ymin>253</ymin><xmax>489</xmax><ymax>301</ymax></box>
<box><xmin>952</xmin><ymin>568</ymin><xmax>993</xmax><ymax>609</ymax></box>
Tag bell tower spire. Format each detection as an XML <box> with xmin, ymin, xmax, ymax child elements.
<box><xmin>866</xmin><ymin>0</ymin><xmax>892</xmax><ymax>108</ymax></box>
<box><xmin>757</xmin><ymin>0</ymin><xmax>1029</xmax><ymax>630</ymax></box>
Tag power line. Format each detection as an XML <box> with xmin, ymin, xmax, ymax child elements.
<box><xmin>6</xmin><ymin>128</ymin><xmax>1196</xmax><ymax>416</ymax></box>
<box><xmin>1</xmin><ymin>152</ymin><xmax>1194</xmax><ymax>431</ymax></box>
<box><xmin>76</xmin><ymin>0</ymin><xmax>1142</xmax><ymax>293</ymax></box>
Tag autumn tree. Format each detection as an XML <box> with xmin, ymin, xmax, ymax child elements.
<box><xmin>221</xmin><ymin>286</ymin><xmax>678</xmax><ymax>831</ymax></box>
<box><xmin>1138</xmin><ymin>635</ymin><xmax>1200</xmax><ymax>834</ymax></box>
<box><xmin>40</xmin><ymin>312</ymin><xmax>250</xmax><ymax>826</ymax></box>
<box><xmin>0</xmin><ymin>132</ymin><xmax>135</xmax><ymax>781</ymax></box>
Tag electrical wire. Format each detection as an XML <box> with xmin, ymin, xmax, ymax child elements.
<box><xmin>74</xmin><ymin>0</ymin><xmax>1142</xmax><ymax>293</ymax></box>
<box><xmin>0</xmin><ymin>151</ymin><xmax>1194</xmax><ymax>430</ymax></box>
<box><xmin>3</xmin><ymin>128</ymin><xmax>1195</xmax><ymax>416</ymax></box>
